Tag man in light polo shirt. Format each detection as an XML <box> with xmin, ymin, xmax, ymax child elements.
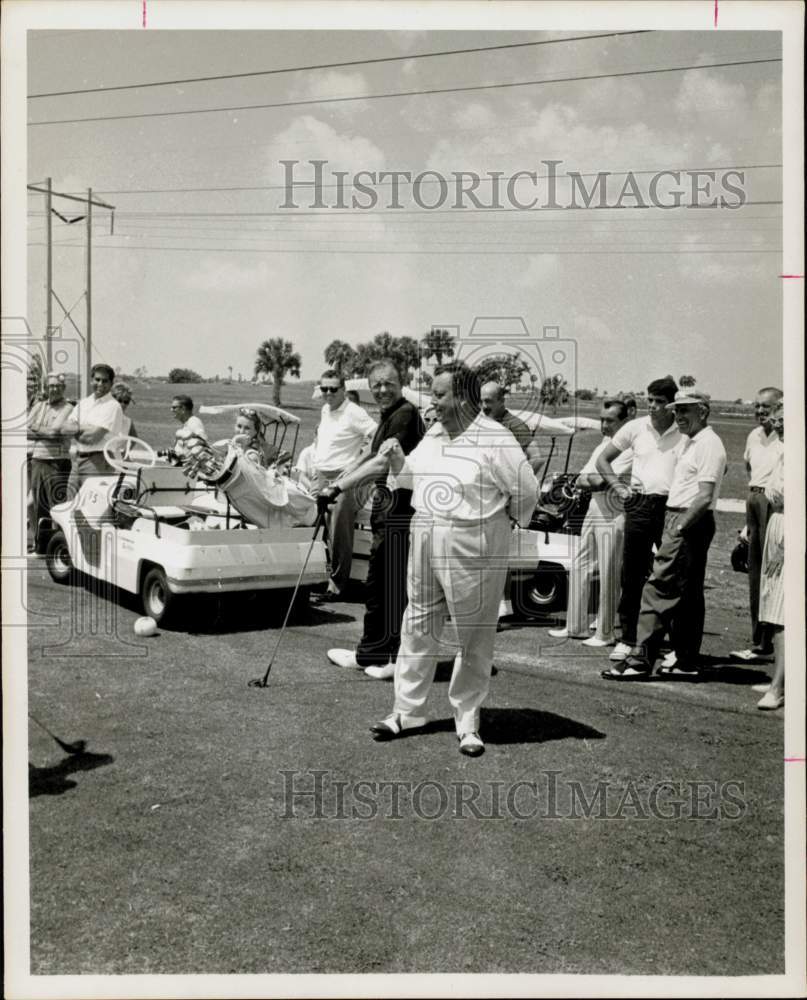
<box><xmin>601</xmin><ymin>389</ymin><xmax>726</xmax><ymax>681</ymax></box>
<box><xmin>61</xmin><ymin>363</ymin><xmax>125</xmax><ymax>491</ymax></box>
<box><xmin>311</xmin><ymin>369</ymin><xmax>377</xmax><ymax>596</ymax></box>
<box><xmin>596</xmin><ymin>375</ymin><xmax>681</xmax><ymax>660</ymax></box>
<box><xmin>549</xmin><ymin>398</ymin><xmax>633</xmax><ymax>646</ymax></box>
<box><xmin>27</xmin><ymin>372</ymin><xmax>74</xmax><ymax>553</ymax></box>
<box><xmin>731</xmin><ymin>386</ymin><xmax>784</xmax><ymax>662</ymax></box>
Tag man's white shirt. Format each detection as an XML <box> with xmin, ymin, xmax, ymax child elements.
<box><xmin>581</xmin><ymin>438</ymin><xmax>633</xmax><ymax>478</ymax></box>
<box><xmin>72</xmin><ymin>393</ymin><xmax>125</xmax><ymax>455</ymax></box>
<box><xmin>395</xmin><ymin>414</ymin><xmax>538</xmax><ymax>526</ymax></box>
<box><xmin>609</xmin><ymin>416</ymin><xmax>681</xmax><ymax>495</ymax></box>
<box><xmin>666</xmin><ymin>426</ymin><xmax>727</xmax><ymax>510</ymax></box>
<box><xmin>744</xmin><ymin>426</ymin><xmax>783</xmax><ymax>489</ymax></box>
<box><xmin>313</xmin><ymin>399</ymin><xmax>377</xmax><ymax>474</ymax></box>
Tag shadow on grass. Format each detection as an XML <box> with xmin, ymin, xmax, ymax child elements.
<box><xmin>29</xmin><ymin>750</ymin><xmax>114</xmax><ymax>798</ymax></box>
<box><xmin>699</xmin><ymin>655</ymin><xmax>773</xmax><ymax>686</ymax></box>
<box><xmin>425</xmin><ymin>708</ymin><xmax>605</xmax><ymax>746</ymax></box>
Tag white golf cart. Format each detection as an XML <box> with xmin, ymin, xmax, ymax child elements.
<box><xmin>41</xmin><ymin>405</ymin><xmax>328</xmax><ymax>627</ymax></box>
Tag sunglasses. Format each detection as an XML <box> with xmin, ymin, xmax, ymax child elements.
<box><xmin>319</xmin><ymin>386</ymin><xmax>341</xmax><ymax>394</ymax></box>
<box><xmin>239</xmin><ymin>407</ymin><xmax>259</xmax><ymax>417</ymax></box>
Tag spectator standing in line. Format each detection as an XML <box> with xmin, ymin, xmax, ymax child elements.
<box><xmin>322</xmin><ymin>359</ymin><xmax>424</xmax><ymax>678</ymax></box>
<box><xmin>61</xmin><ymin>363</ymin><xmax>125</xmax><ymax>491</ymax></box>
<box><xmin>601</xmin><ymin>389</ymin><xmax>726</xmax><ymax>681</ymax></box>
<box><xmin>548</xmin><ymin>398</ymin><xmax>632</xmax><ymax>646</ymax></box>
<box><xmin>731</xmin><ymin>386</ymin><xmax>784</xmax><ymax>662</ymax></box>
<box><xmin>111</xmin><ymin>382</ymin><xmax>137</xmax><ymax>438</ymax></box>
<box><xmin>310</xmin><ymin>369</ymin><xmax>377</xmax><ymax>597</ymax></box>
<box><xmin>170</xmin><ymin>395</ymin><xmax>207</xmax><ymax>462</ymax></box>
<box><xmin>596</xmin><ymin>376</ymin><xmax>681</xmax><ymax>661</ymax></box>
<box><xmin>755</xmin><ymin>402</ymin><xmax>785</xmax><ymax>710</ymax></box>
<box><xmin>27</xmin><ymin>372</ymin><xmax>74</xmax><ymax>553</ymax></box>
<box><xmin>369</xmin><ymin>362</ymin><xmax>538</xmax><ymax>756</ymax></box>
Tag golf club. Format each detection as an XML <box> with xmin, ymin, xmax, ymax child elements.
<box><xmin>28</xmin><ymin>712</ymin><xmax>87</xmax><ymax>755</ymax></box>
<box><xmin>248</xmin><ymin>509</ymin><xmax>327</xmax><ymax>689</ymax></box>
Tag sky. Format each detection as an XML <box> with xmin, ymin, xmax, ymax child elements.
<box><xmin>25</xmin><ymin>25</ymin><xmax>784</xmax><ymax>399</ymax></box>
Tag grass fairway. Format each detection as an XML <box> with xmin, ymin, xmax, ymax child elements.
<box><xmin>26</xmin><ymin>378</ymin><xmax>782</xmax><ymax>976</ymax></box>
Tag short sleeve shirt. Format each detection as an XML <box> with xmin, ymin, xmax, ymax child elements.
<box><xmin>73</xmin><ymin>393</ymin><xmax>125</xmax><ymax>455</ymax></box>
<box><xmin>313</xmin><ymin>400</ymin><xmax>377</xmax><ymax>474</ymax></box>
<box><xmin>581</xmin><ymin>438</ymin><xmax>633</xmax><ymax>477</ymax></box>
<box><xmin>666</xmin><ymin>426</ymin><xmax>726</xmax><ymax>510</ymax></box>
<box><xmin>28</xmin><ymin>399</ymin><xmax>73</xmax><ymax>460</ymax></box>
<box><xmin>499</xmin><ymin>410</ymin><xmax>533</xmax><ymax>455</ymax></box>
<box><xmin>369</xmin><ymin>397</ymin><xmax>425</xmax><ymax>524</ymax></box>
<box><xmin>744</xmin><ymin>426</ymin><xmax>783</xmax><ymax>489</ymax></box>
<box><xmin>609</xmin><ymin>416</ymin><xmax>681</xmax><ymax>495</ymax></box>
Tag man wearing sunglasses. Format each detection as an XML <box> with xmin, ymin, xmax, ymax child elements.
<box><xmin>311</xmin><ymin>370</ymin><xmax>377</xmax><ymax>597</ymax></box>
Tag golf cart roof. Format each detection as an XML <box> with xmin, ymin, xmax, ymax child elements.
<box><xmin>312</xmin><ymin>378</ymin><xmax>425</xmax><ymax>408</ymax></box>
<box><xmin>199</xmin><ymin>402</ymin><xmax>301</xmax><ymax>425</ymax></box>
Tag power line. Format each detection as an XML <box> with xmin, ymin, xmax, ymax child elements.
<box><xmin>62</xmin><ymin>199</ymin><xmax>783</xmax><ymax>218</ymax></box>
<box><xmin>28</xmin><ymin>242</ymin><xmax>781</xmax><ymax>256</ymax></box>
<box><xmin>82</xmin><ymin>163</ymin><xmax>783</xmax><ymax>196</ymax></box>
<box><xmin>28</xmin><ymin>56</ymin><xmax>781</xmax><ymax>127</ymax></box>
<box><xmin>28</xmin><ymin>31</ymin><xmax>651</xmax><ymax>98</ymax></box>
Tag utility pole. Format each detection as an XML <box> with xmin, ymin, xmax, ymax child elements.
<box><xmin>86</xmin><ymin>188</ymin><xmax>93</xmax><ymax>391</ymax></box>
<box><xmin>45</xmin><ymin>177</ymin><xmax>53</xmax><ymax>370</ymax></box>
<box><xmin>28</xmin><ymin>181</ymin><xmax>114</xmax><ymax>394</ymax></box>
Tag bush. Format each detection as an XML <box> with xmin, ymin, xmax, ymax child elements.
<box><xmin>574</xmin><ymin>388</ymin><xmax>596</xmax><ymax>400</ymax></box>
<box><xmin>168</xmin><ymin>368</ymin><xmax>203</xmax><ymax>384</ymax></box>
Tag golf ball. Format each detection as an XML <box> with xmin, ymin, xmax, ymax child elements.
<box><xmin>134</xmin><ymin>616</ymin><xmax>158</xmax><ymax>637</ymax></box>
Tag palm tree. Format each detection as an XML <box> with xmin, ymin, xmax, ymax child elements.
<box><xmin>254</xmin><ymin>338</ymin><xmax>302</xmax><ymax>406</ymax></box>
<box><xmin>420</xmin><ymin>328</ymin><xmax>456</xmax><ymax>367</ymax></box>
<box><xmin>540</xmin><ymin>374</ymin><xmax>570</xmax><ymax>413</ymax></box>
<box><xmin>324</xmin><ymin>339</ymin><xmax>358</xmax><ymax>377</ymax></box>
<box><xmin>679</xmin><ymin>374</ymin><xmax>697</xmax><ymax>388</ymax></box>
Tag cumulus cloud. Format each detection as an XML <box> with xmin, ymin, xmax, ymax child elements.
<box><xmin>286</xmin><ymin>70</ymin><xmax>372</xmax><ymax>119</ymax></box>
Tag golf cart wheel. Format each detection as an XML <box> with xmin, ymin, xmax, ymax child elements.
<box><xmin>140</xmin><ymin>566</ymin><xmax>177</xmax><ymax>625</ymax></box>
<box><xmin>515</xmin><ymin>569</ymin><xmax>567</xmax><ymax>616</ymax></box>
<box><xmin>45</xmin><ymin>530</ymin><xmax>75</xmax><ymax>584</ymax></box>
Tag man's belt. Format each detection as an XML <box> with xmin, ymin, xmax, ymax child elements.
<box><xmin>749</xmin><ymin>485</ymin><xmax>766</xmax><ymax>494</ymax></box>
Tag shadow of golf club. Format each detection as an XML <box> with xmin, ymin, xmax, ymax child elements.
<box><xmin>424</xmin><ymin>708</ymin><xmax>605</xmax><ymax>746</ymax></box>
<box><xmin>29</xmin><ymin>750</ymin><xmax>115</xmax><ymax>798</ymax></box>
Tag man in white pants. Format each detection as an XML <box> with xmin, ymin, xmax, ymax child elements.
<box><xmin>548</xmin><ymin>399</ymin><xmax>632</xmax><ymax>646</ymax></box>
<box><xmin>370</xmin><ymin>362</ymin><xmax>538</xmax><ymax>757</ymax></box>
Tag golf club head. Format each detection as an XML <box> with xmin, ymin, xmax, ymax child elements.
<box><xmin>247</xmin><ymin>677</ymin><xmax>270</xmax><ymax>689</ymax></box>
<box><xmin>56</xmin><ymin>738</ymin><xmax>87</xmax><ymax>755</ymax></box>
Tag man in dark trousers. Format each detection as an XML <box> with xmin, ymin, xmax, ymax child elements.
<box><xmin>323</xmin><ymin>359</ymin><xmax>424</xmax><ymax>679</ymax></box>
<box><xmin>601</xmin><ymin>389</ymin><xmax>726</xmax><ymax>680</ymax></box>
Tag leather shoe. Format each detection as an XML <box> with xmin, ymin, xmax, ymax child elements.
<box><xmin>458</xmin><ymin>732</ymin><xmax>485</xmax><ymax>756</ymax></box>
<box><xmin>327</xmin><ymin>648</ymin><xmax>361</xmax><ymax>669</ymax></box>
<box><xmin>370</xmin><ymin>713</ymin><xmax>427</xmax><ymax>740</ymax></box>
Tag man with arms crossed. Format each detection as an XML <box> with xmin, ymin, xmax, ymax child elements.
<box><xmin>311</xmin><ymin>369</ymin><xmax>377</xmax><ymax>597</ymax></box>
<box><xmin>601</xmin><ymin>390</ymin><xmax>726</xmax><ymax>680</ymax></box>
<box><xmin>731</xmin><ymin>386</ymin><xmax>783</xmax><ymax>661</ymax></box>
<box><xmin>596</xmin><ymin>375</ymin><xmax>680</xmax><ymax>661</ymax></box>
<box><xmin>61</xmin><ymin>363</ymin><xmax>125</xmax><ymax>491</ymax></box>
<box><xmin>27</xmin><ymin>372</ymin><xmax>74</xmax><ymax>553</ymax></box>
<box><xmin>369</xmin><ymin>362</ymin><xmax>538</xmax><ymax>757</ymax></box>
<box><xmin>322</xmin><ymin>359</ymin><xmax>424</xmax><ymax>678</ymax></box>
<box><xmin>549</xmin><ymin>398</ymin><xmax>632</xmax><ymax>646</ymax></box>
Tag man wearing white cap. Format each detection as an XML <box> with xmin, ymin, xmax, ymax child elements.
<box><xmin>369</xmin><ymin>362</ymin><xmax>538</xmax><ymax>757</ymax></box>
<box><xmin>27</xmin><ymin>372</ymin><xmax>74</xmax><ymax>553</ymax></box>
<box><xmin>602</xmin><ymin>389</ymin><xmax>726</xmax><ymax>681</ymax></box>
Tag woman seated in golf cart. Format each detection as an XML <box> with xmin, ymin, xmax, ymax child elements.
<box><xmin>230</xmin><ymin>406</ymin><xmax>291</xmax><ymax>469</ymax></box>
<box><xmin>179</xmin><ymin>403</ymin><xmax>316</xmax><ymax>529</ymax></box>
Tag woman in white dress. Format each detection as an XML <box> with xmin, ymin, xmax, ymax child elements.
<box><xmin>756</xmin><ymin>403</ymin><xmax>784</xmax><ymax>710</ymax></box>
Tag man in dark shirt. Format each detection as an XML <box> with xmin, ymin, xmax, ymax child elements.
<box><xmin>480</xmin><ymin>381</ymin><xmax>543</xmax><ymax>474</ymax></box>
<box><xmin>322</xmin><ymin>359</ymin><xmax>425</xmax><ymax>678</ymax></box>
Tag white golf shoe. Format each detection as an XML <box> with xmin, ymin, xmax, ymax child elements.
<box><xmin>327</xmin><ymin>648</ymin><xmax>361</xmax><ymax>669</ymax></box>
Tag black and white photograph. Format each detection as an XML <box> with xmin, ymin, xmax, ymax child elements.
<box><xmin>3</xmin><ymin>1</ymin><xmax>805</xmax><ymax>996</ymax></box>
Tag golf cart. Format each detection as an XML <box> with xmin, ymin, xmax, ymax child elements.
<box><xmin>41</xmin><ymin>406</ymin><xmax>328</xmax><ymax>627</ymax></box>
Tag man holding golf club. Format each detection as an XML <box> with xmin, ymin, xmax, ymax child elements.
<box><xmin>368</xmin><ymin>361</ymin><xmax>538</xmax><ymax>757</ymax></box>
<box><xmin>321</xmin><ymin>359</ymin><xmax>425</xmax><ymax>679</ymax></box>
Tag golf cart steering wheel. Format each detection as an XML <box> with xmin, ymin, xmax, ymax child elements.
<box><xmin>103</xmin><ymin>434</ymin><xmax>158</xmax><ymax>474</ymax></box>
